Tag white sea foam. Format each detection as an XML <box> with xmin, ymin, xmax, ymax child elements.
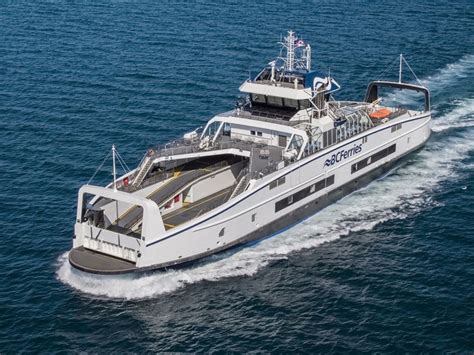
<box><xmin>57</xmin><ymin>57</ymin><xmax>474</xmax><ymax>300</ymax></box>
<box><xmin>419</xmin><ymin>54</ymin><xmax>474</xmax><ymax>90</ymax></box>
<box><xmin>384</xmin><ymin>54</ymin><xmax>474</xmax><ymax>107</ymax></box>
<box><xmin>431</xmin><ymin>98</ymin><xmax>474</xmax><ymax>132</ymax></box>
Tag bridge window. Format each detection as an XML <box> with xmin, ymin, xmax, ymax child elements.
<box><xmin>284</xmin><ymin>98</ymin><xmax>299</xmax><ymax>109</ymax></box>
<box><xmin>223</xmin><ymin>122</ymin><xmax>231</xmax><ymax>136</ymax></box>
<box><xmin>288</xmin><ymin>134</ymin><xmax>304</xmax><ymax>151</ymax></box>
<box><xmin>299</xmin><ymin>100</ymin><xmax>311</xmax><ymax>110</ymax></box>
<box><xmin>252</xmin><ymin>94</ymin><xmax>266</xmax><ymax>104</ymax></box>
<box><xmin>267</xmin><ymin>95</ymin><xmax>283</xmax><ymax>107</ymax></box>
<box><xmin>203</xmin><ymin>121</ymin><xmax>221</xmax><ymax>138</ymax></box>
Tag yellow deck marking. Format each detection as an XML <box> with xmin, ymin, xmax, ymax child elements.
<box><xmin>114</xmin><ymin>172</ymin><xmax>184</xmax><ymax>224</ymax></box>
<box><xmin>163</xmin><ymin>188</ymin><xmax>231</xmax><ymax>222</ymax></box>
<box><xmin>173</xmin><ymin>166</ymin><xmax>183</xmax><ymax>177</ymax></box>
<box><xmin>112</xmin><ymin>165</ymin><xmax>215</xmax><ymax>225</ymax></box>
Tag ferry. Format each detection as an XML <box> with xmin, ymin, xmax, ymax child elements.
<box><xmin>69</xmin><ymin>31</ymin><xmax>431</xmax><ymax>274</ymax></box>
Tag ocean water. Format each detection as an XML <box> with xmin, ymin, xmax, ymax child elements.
<box><xmin>0</xmin><ymin>1</ymin><xmax>473</xmax><ymax>352</ymax></box>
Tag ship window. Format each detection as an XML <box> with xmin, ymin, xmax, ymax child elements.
<box><xmin>270</xmin><ymin>176</ymin><xmax>286</xmax><ymax>190</ymax></box>
<box><xmin>251</xmin><ymin>213</ymin><xmax>256</xmax><ymax>222</ymax></box>
<box><xmin>314</xmin><ymin>179</ymin><xmax>325</xmax><ymax>192</ymax></box>
<box><xmin>362</xmin><ymin>136</ymin><xmax>368</xmax><ymax>143</ymax></box>
<box><xmin>391</xmin><ymin>123</ymin><xmax>402</xmax><ymax>133</ymax></box>
<box><xmin>252</xmin><ymin>94</ymin><xmax>266</xmax><ymax>104</ymax></box>
<box><xmin>284</xmin><ymin>98</ymin><xmax>299</xmax><ymax>109</ymax></box>
<box><xmin>257</xmin><ymin>131</ymin><xmax>263</xmax><ymax>137</ymax></box>
<box><xmin>267</xmin><ymin>95</ymin><xmax>283</xmax><ymax>107</ymax></box>
<box><xmin>274</xmin><ymin>175</ymin><xmax>335</xmax><ymax>212</ymax></box>
<box><xmin>327</xmin><ymin>130</ymin><xmax>333</xmax><ymax>146</ymax></box>
<box><xmin>278</xmin><ymin>135</ymin><xmax>288</xmax><ymax>147</ymax></box>
<box><xmin>251</xmin><ymin>130</ymin><xmax>256</xmax><ymax>135</ymax></box>
<box><xmin>204</xmin><ymin>121</ymin><xmax>221</xmax><ymax>138</ymax></box>
<box><xmin>299</xmin><ymin>100</ymin><xmax>310</xmax><ymax>110</ymax></box>
<box><xmin>351</xmin><ymin>144</ymin><xmax>396</xmax><ymax>174</ymax></box>
<box><xmin>223</xmin><ymin>122</ymin><xmax>231</xmax><ymax>136</ymax></box>
<box><xmin>326</xmin><ymin>175</ymin><xmax>335</xmax><ymax>186</ymax></box>
<box><xmin>219</xmin><ymin>227</ymin><xmax>225</xmax><ymax>237</ymax></box>
<box><xmin>289</xmin><ymin>134</ymin><xmax>304</xmax><ymax>151</ymax></box>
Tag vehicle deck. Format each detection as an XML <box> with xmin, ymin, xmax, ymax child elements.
<box><xmin>161</xmin><ymin>185</ymin><xmax>234</xmax><ymax>230</ymax></box>
<box><xmin>112</xmin><ymin>161</ymin><xmax>236</xmax><ymax>232</ymax></box>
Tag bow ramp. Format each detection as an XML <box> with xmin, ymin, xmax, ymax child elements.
<box><xmin>69</xmin><ymin>185</ymin><xmax>165</xmax><ymax>274</ymax></box>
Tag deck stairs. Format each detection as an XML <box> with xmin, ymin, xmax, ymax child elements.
<box><xmin>132</xmin><ymin>155</ymin><xmax>154</xmax><ymax>187</ymax></box>
<box><xmin>230</xmin><ymin>170</ymin><xmax>249</xmax><ymax>199</ymax></box>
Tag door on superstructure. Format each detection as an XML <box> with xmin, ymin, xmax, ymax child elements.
<box><xmin>278</xmin><ymin>135</ymin><xmax>287</xmax><ymax>148</ymax></box>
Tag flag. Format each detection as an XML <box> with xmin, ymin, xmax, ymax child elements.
<box><xmin>295</xmin><ymin>39</ymin><xmax>305</xmax><ymax>48</ymax></box>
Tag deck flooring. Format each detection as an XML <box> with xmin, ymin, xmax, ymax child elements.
<box><xmin>161</xmin><ymin>186</ymin><xmax>234</xmax><ymax>230</ymax></box>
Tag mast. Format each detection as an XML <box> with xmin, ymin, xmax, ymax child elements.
<box><xmin>305</xmin><ymin>44</ymin><xmax>311</xmax><ymax>70</ymax></box>
<box><xmin>112</xmin><ymin>144</ymin><xmax>117</xmax><ymax>191</ymax></box>
<box><xmin>399</xmin><ymin>53</ymin><xmax>403</xmax><ymax>83</ymax></box>
<box><xmin>286</xmin><ymin>30</ymin><xmax>295</xmax><ymax>71</ymax></box>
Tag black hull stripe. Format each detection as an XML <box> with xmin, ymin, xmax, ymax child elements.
<box><xmin>147</xmin><ymin>114</ymin><xmax>429</xmax><ymax>246</ymax></box>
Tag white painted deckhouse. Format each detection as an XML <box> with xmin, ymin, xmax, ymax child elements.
<box><xmin>69</xmin><ymin>31</ymin><xmax>431</xmax><ymax>274</ymax></box>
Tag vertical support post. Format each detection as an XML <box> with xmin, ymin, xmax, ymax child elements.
<box><xmin>112</xmin><ymin>144</ymin><xmax>117</xmax><ymax>191</ymax></box>
<box><xmin>399</xmin><ymin>53</ymin><xmax>403</xmax><ymax>83</ymax></box>
<box><xmin>305</xmin><ymin>44</ymin><xmax>311</xmax><ymax>70</ymax></box>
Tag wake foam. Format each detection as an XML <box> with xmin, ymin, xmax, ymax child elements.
<box><xmin>420</xmin><ymin>54</ymin><xmax>474</xmax><ymax>91</ymax></box>
<box><xmin>57</xmin><ymin>57</ymin><xmax>474</xmax><ymax>300</ymax></box>
<box><xmin>431</xmin><ymin>98</ymin><xmax>474</xmax><ymax>132</ymax></box>
<box><xmin>384</xmin><ymin>54</ymin><xmax>474</xmax><ymax>107</ymax></box>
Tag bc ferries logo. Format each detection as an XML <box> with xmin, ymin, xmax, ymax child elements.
<box><xmin>324</xmin><ymin>144</ymin><xmax>363</xmax><ymax>167</ymax></box>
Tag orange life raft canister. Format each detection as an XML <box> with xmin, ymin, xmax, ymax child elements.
<box><xmin>369</xmin><ymin>108</ymin><xmax>392</xmax><ymax>119</ymax></box>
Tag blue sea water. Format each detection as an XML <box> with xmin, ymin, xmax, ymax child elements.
<box><xmin>0</xmin><ymin>1</ymin><xmax>473</xmax><ymax>352</ymax></box>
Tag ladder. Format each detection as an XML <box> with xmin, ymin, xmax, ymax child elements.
<box><xmin>230</xmin><ymin>172</ymin><xmax>249</xmax><ymax>199</ymax></box>
<box><xmin>132</xmin><ymin>155</ymin><xmax>154</xmax><ymax>187</ymax></box>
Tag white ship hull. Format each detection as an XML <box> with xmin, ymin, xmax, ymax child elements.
<box><xmin>69</xmin><ymin>33</ymin><xmax>432</xmax><ymax>274</ymax></box>
<box><xmin>70</xmin><ymin>112</ymin><xmax>431</xmax><ymax>274</ymax></box>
